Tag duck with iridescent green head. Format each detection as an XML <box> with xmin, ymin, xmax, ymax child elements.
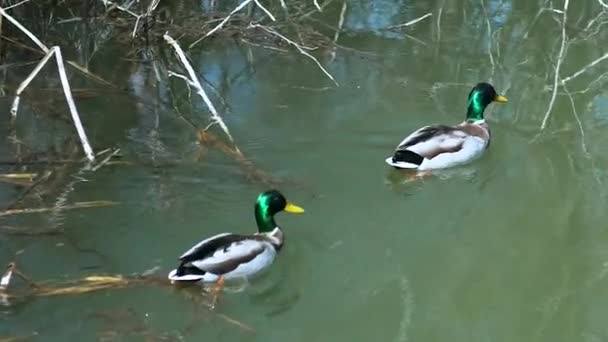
<box><xmin>385</xmin><ymin>82</ymin><xmax>508</xmax><ymax>170</ymax></box>
<box><xmin>168</xmin><ymin>190</ymin><xmax>304</xmax><ymax>284</ymax></box>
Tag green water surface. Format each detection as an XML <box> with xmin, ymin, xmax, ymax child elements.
<box><xmin>2</xmin><ymin>0</ymin><xmax>608</xmax><ymax>341</ymax></box>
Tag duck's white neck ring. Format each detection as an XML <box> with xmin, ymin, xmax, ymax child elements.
<box><xmin>263</xmin><ymin>227</ymin><xmax>284</xmax><ymax>249</ymax></box>
<box><xmin>468</xmin><ymin>119</ymin><xmax>486</xmax><ymax>125</ymax></box>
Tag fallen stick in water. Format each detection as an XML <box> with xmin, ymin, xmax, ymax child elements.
<box><xmin>0</xmin><ymin>200</ymin><xmax>118</xmax><ymax>217</ymax></box>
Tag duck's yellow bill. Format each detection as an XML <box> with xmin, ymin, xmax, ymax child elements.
<box><xmin>495</xmin><ymin>95</ymin><xmax>508</xmax><ymax>103</ymax></box>
<box><xmin>284</xmin><ymin>202</ymin><xmax>305</xmax><ymax>214</ymax></box>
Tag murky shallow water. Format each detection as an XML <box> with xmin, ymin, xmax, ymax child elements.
<box><xmin>2</xmin><ymin>0</ymin><xmax>608</xmax><ymax>341</ymax></box>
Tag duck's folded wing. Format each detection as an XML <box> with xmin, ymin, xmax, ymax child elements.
<box><xmin>396</xmin><ymin>125</ymin><xmax>466</xmax><ymax>159</ymax></box>
<box><xmin>191</xmin><ymin>240</ymin><xmax>267</xmax><ymax>274</ymax></box>
<box><xmin>179</xmin><ymin>233</ymin><xmax>248</xmax><ymax>263</ymax></box>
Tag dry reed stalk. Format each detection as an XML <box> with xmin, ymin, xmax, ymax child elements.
<box><xmin>388</xmin><ymin>12</ymin><xmax>432</xmax><ymax>29</ymax></box>
<box><xmin>164</xmin><ymin>33</ymin><xmax>241</xmax><ymax>153</ymax></box>
<box><xmin>91</xmin><ymin>148</ymin><xmax>121</xmax><ymax>171</ymax></box>
<box><xmin>3</xmin><ymin>0</ymin><xmax>31</xmax><ymax>10</ymax></box>
<box><xmin>0</xmin><ymin>173</ymin><xmax>37</xmax><ymax>180</ymax></box>
<box><xmin>0</xmin><ymin>8</ymin><xmax>96</xmax><ymax>162</ymax></box>
<box><xmin>0</xmin><ymin>263</ymin><xmax>14</xmax><ymax>290</ymax></box>
<box><xmin>53</xmin><ymin>47</ymin><xmax>96</xmax><ymax>161</ymax></box>
<box><xmin>540</xmin><ymin>0</ymin><xmax>569</xmax><ymax>130</ymax></box>
<box><xmin>0</xmin><ymin>172</ymin><xmax>37</xmax><ymax>186</ymax></box>
<box><xmin>0</xmin><ymin>200</ymin><xmax>118</xmax><ymax>217</ymax></box>
<box><xmin>250</xmin><ymin>24</ymin><xmax>339</xmax><ymax>86</ymax></box>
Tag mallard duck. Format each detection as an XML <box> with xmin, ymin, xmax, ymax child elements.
<box><xmin>385</xmin><ymin>82</ymin><xmax>508</xmax><ymax>170</ymax></box>
<box><xmin>168</xmin><ymin>190</ymin><xmax>304</xmax><ymax>284</ymax></box>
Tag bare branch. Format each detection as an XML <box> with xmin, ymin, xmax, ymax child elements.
<box><xmin>388</xmin><ymin>13</ymin><xmax>432</xmax><ymax>29</ymax></box>
<box><xmin>540</xmin><ymin>0</ymin><xmax>569</xmax><ymax>131</ymax></box>
<box><xmin>250</xmin><ymin>24</ymin><xmax>339</xmax><ymax>86</ymax></box>
<box><xmin>164</xmin><ymin>33</ymin><xmax>241</xmax><ymax>151</ymax></box>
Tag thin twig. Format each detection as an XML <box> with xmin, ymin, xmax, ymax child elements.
<box><xmin>559</xmin><ymin>52</ymin><xmax>608</xmax><ymax>85</ymax></box>
<box><xmin>3</xmin><ymin>0</ymin><xmax>31</xmax><ymax>10</ymax></box>
<box><xmin>540</xmin><ymin>0</ymin><xmax>569</xmax><ymax>131</ymax></box>
<box><xmin>313</xmin><ymin>0</ymin><xmax>322</xmax><ymax>12</ymax></box>
<box><xmin>189</xmin><ymin>0</ymin><xmax>281</xmax><ymax>48</ymax></box>
<box><xmin>250</xmin><ymin>24</ymin><xmax>339</xmax><ymax>86</ymax></box>
<box><xmin>253</xmin><ymin>0</ymin><xmax>276</xmax><ymax>21</ymax></box>
<box><xmin>191</xmin><ymin>0</ymin><xmax>252</xmax><ymax>47</ymax></box>
<box><xmin>436</xmin><ymin>2</ymin><xmax>443</xmax><ymax>43</ymax></box>
<box><xmin>164</xmin><ymin>34</ymin><xmax>241</xmax><ymax>152</ymax></box>
<box><xmin>387</xmin><ymin>13</ymin><xmax>432</xmax><ymax>29</ymax></box>
<box><xmin>563</xmin><ymin>86</ymin><xmax>588</xmax><ymax>155</ymax></box>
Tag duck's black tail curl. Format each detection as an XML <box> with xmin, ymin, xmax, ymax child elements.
<box><xmin>392</xmin><ymin>150</ymin><xmax>423</xmax><ymax>165</ymax></box>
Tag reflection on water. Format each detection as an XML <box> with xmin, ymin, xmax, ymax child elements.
<box><xmin>2</xmin><ymin>0</ymin><xmax>608</xmax><ymax>341</ymax></box>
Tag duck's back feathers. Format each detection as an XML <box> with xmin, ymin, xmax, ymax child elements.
<box><xmin>189</xmin><ymin>239</ymin><xmax>267</xmax><ymax>275</ymax></box>
<box><xmin>169</xmin><ymin>233</ymin><xmax>277</xmax><ymax>283</ymax></box>
<box><xmin>388</xmin><ymin>123</ymin><xmax>490</xmax><ymax>170</ymax></box>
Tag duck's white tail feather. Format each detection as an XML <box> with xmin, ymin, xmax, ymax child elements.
<box><xmin>385</xmin><ymin>157</ymin><xmax>420</xmax><ymax>169</ymax></box>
